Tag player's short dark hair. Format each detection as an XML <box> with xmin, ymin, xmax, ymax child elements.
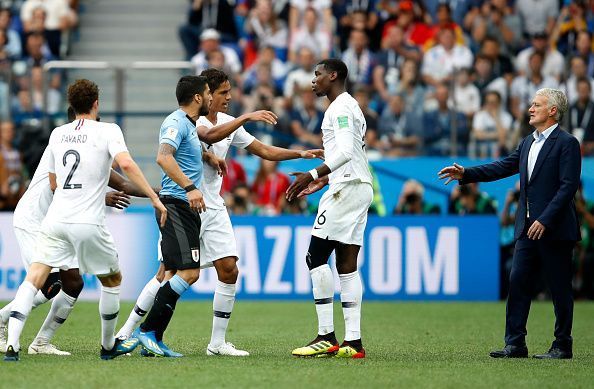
<box><xmin>67</xmin><ymin>79</ymin><xmax>99</xmax><ymax>115</ymax></box>
<box><xmin>200</xmin><ymin>68</ymin><xmax>229</xmax><ymax>93</ymax></box>
<box><xmin>67</xmin><ymin>106</ymin><xmax>75</xmax><ymax>121</ymax></box>
<box><xmin>176</xmin><ymin>75</ymin><xmax>209</xmax><ymax>105</ymax></box>
<box><xmin>317</xmin><ymin>58</ymin><xmax>348</xmax><ymax>82</ymax></box>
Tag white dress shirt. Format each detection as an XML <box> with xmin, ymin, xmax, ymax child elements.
<box><xmin>528</xmin><ymin>123</ymin><xmax>557</xmax><ymax>181</ymax></box>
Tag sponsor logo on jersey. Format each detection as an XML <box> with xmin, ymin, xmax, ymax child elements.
<box><xmin>337</xmin><ymin>116</ymin><xmax>349</xmax><ymax>129</ymax></box>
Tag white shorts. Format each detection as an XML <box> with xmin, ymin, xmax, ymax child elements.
<box><xmin>199</xmin><ymin>208</ymin><xmax>238</xmax><ymax>268</ymax></box>
<box><xmin>157</xmin><ymin>208</ymin><xmax>237</xmax><ymax>269</ymax></box>
<box><xmin>312</xmin><ymin>181</ymin><xmax>373</xmax><ymax>246</ymax></box>
<box><xmin>35</xmin><ymin>221</ymin><xmax>119</xmax><ymax>276</ymax></box>
<box><xmin>14</xmin><ymin>227</ymin><xmax>63</xmax><ymax>272</ymax></box>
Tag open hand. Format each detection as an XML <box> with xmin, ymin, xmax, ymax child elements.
<box><xmin>297</xmin><ymin>176</ymin><xmax>328</xmax><ymax>198</ymax></box>
<box><xmin>247</xmin><ymin>110</ymin><xmax>278</xmax><ymax>125</ymax></box>
<box><xmin>300</xmin><ymin>149</ymin><xmax>325</xmax><ymax>160</ymax></box>
<box><xmin>286</xmin><ymin>172</ymin><xmax>314</xmax><ymax>202</ymax></box>
<box><xmin>105</xmin><ymin>191</ymin><xmax>131</xmax><ymax>209</ymax></box>
<box><xmin>438</xmin><ymin>163</ymin><xmax>465</xmax><ymax>185</ymax></box>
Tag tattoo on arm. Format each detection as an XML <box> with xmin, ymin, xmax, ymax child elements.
<box><xmin>158</xmin><ymin>144</ymin><xmax>176</xmax><ymax>156</ymax></box>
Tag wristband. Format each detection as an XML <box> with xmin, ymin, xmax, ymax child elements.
<box><xmin>308</xmin><ymin>168</ymin><xmax>319</xmax><ymax>180</ymax></box>
<box><xmin>184</xmin><ymin>184</ymin><xmax>197</xmax><ymax>192</ymax></box>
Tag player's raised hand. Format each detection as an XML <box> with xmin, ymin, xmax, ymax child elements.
<box><xmin>247</xmin><ymin>110</ymin><xmax>278</xmax><ymax>125</ymax></box>
<box><xmin>105</xmin><ymin>191</ymin><xmax>131</xmax><ymax>209</ymax></box>
<box><xmin>286</xmin><ymin>172</ymin><xmax>314</xmax><ymax>202</ymax></box>
<box><xmin>297</xmin><ymin>176</ymin><xmax>329</xmax><ymax>198</ymax></box>
<box><xmin>300</xmin><ymin>149</ymin><xmax>325</xmax><ymax>160</ymax></box>
<box><xmin>187</xmin><ymin>188</ymin><xmax>207</xmax><ymax>213</ymax></box>
<box><xmin>438</xmin><ymin>163</ymin><xmax>465</xmax><ymax>185</ymax></box>
<box><xmin>153</xmin><ymin>198</ymin><xmax>168</xmax><ymax>227</ymax></box>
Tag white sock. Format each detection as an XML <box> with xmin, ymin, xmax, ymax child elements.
<box><xmin>311</xmin><ymin>264</ymin><xmax>334</xmax><ymax>335</ymax></box>
<box><xmin>210</xmin><ymin>281</ymin><xmax>236</xmax><ymax>348</ymax></box>
<box><xmin>7</xmin><ymin>281</ymin><xmax>38</xmax><ymax>351</ymax></box>
<box><xmin>339</xmin><ymin>271</ymin><xmax>362</xmax><ymax>341</ymax></box>
<box><xmin>99</xmin><ymin>285</ymin><xmax>120</xmax><ymax>350</ymax></box>
<box><xmin>32</xmin><ymin>291</ymin><xmax>49</xmax><ymax>308</ymax></box>
<box><xmin>0</xmin><ymin>301</ymin><xmax>13</xmax><ymax>325</ymax></box>
<box><xmin>34</xmin><ymin>291</ymin><xmax>77</xmax><ymax>344</ymax></box>
<box><xmin>116</xmin><ymin>277</ymin><xmax>160</xmax><ymax>338</ymax></box>
<box><xmin>0</xmin><ymin>291</ymin><xmax>48</xmax><ymax>325</ymax></box>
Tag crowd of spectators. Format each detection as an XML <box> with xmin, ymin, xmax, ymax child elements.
<box><xmin>0</xmin><ymin>0</ymin><xmax>78</xmax><ymax>210</ymax></box>
<box><xmin>176</xmin><ymin>0</ymin><xmax>594</xmax><ymax>161</ymax></box>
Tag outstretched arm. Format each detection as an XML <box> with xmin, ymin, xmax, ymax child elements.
<box><xmin>439</xmin><ymin>139</ymin><xmax>525</xmax><ymax>185</ymax></box>
<box><xmin>114</xmin><ymin>151</ymin><xmax>168</xmax><ymax>226</ymax></box>
<box><xmin>108</xmin><ymin>169</ymin><xmax>160</xmax><ymax>197</ymax></box>
<box><xmin>198</xmin><ymin>110</ymin><xmax>278</xmax><ymax>144</ymax></box>
<box><xmin>246</xmin><ymin>139</ymin><xmax>323</xmax><ymax>161</ymax></box>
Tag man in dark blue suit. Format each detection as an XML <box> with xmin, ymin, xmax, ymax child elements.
<box><xmin>439</xmin><ymin>88</ymin><xmax>581</xmax><ymax>359</ymax></box>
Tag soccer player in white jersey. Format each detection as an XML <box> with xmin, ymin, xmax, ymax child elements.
<box><xmin>287</xmin><ymin>59</ymin><xmax>374</xmax><ymax>359</ymax></box>
<box><xmin>3</xmin><ymin>79</ymin><xmax>167</xmax><ymax>362</ymax></box>
<box><xmin>0</xmin><ymin>108</ymin><xmax>156</xmax><ymax>356</ymax></box>
<box><xmin>116</xmin><ymin>69</ymin><xmax>320</xmax><ymax>356</ymax></box>
<box><xmin>198</xmin><ymin>68</ymin><xmax>322</xmax><ymax>356</ymax></box>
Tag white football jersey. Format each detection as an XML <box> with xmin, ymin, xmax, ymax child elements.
<box><xmin>13</xmin><ymin>146</ymin><xmax>53</xmax><ymax>231</ymax></box>
<box><xmin>45</xmin><ymin>119</ymin><xmax>128</xmax><ymax>225</ymax></box>
<box><xmin>198</xmin><ymin>112</ymin><xmax>255</xmax><ymax>209</ymax></box>
<box><xmin>321</xmin><ymin>92</ymin><xmax>372</xmax><ymax>185</ymax></box>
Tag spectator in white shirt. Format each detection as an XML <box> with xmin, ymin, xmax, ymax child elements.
<box><xmin>288</xmin><ymin>6</ymin><xmax>330</xmax><ymax>64</ymax></box>
<box><xmin>470</xmin><ymin>90</ymin><xmax>513</xmax><ymax>158</ymax></box>
<box><xmin>284</xmin><ymin>46</ymin><xmax>317</xmax><ymax>107</ymax></box>
<box><xmin>20</xmin><ymin>0</ymin><xmax>77</xmax><ymax>57</ymax></box>
<box><xmin>245</xmin><ymin>0</ymin><xmax>289</xmax><ymax>60</ymax></box>
<box><xmin>451</xmin><ymin>68</ymin><xmax>481</xmax><ymax>119</ymax></box>
<box><xmin>422</xmin><ymin>28</ymin><xmax>474</xmax><ymax>87</ymax></box>
<box><xmin>288</xmin><ymin>0</ymin><xmax>332</xmax><ymax>34</ymax></box>
<box><xmin>510</xmin><ymin>51</ymin><xmax>558</xmax><ymax>120</ymax></box>
<box><xmin>191</xmin><ymin>28</ymin><xmax>242</xmax><ymax>75</ymax></box>
<box><xmin>515</xmin><ymin>32</ymin><xmax>565</xmax><ymax>81</ymax></box>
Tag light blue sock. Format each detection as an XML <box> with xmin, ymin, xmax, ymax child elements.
<box><xmin>168</xmin><ymin>275</ymin><xmax>190</xmax><ymax>296</ymax></box>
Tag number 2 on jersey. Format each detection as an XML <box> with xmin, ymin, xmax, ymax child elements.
<box><xmin>63</xmin><ymin>149</ymin><xmax>82</xmax><ymax>189</ymax></box>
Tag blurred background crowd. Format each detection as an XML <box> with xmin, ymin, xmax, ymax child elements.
<box><xmin>0</xmin><ymin>0</ymin><xmax>593</xmax><ymax>298</ymax></box>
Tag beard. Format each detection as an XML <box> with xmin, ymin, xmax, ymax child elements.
<box><xmin>199</xmin><ymin>101</ymin><xmax>210</xmax><ymax>116</ymax></box>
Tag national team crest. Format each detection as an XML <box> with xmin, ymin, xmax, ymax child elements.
<box><xmin>191</xmin><ymin>248</ymin><xmax>200</xmax><ymax>262</ymax></box>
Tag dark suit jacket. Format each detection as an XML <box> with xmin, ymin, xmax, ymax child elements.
<box><xmin>461</xmin><ymin>126</ymin><xmax>582</xmax><ymax>241</ymax></box>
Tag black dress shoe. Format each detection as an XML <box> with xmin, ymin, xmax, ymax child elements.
<box><xmin>489</xmin><ymin>345</ymin><xmax>528</xmax><ymax>358</ymax></box>
<box><xmin>533</xmin><ymin>348</ymin><xmax>572</xmax><ymax>359</ymax></box>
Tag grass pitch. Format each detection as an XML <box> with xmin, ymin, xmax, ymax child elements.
<box><xmin>1</xmin><ymin>300</ymin><xmax>593</xmax><ymax>388</ymax></box>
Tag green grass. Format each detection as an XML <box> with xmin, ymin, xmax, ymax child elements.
<box><xmin>1</xmin><ymin>301</ymin><xmax>593</xmax><ymax>388</ymax></box>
